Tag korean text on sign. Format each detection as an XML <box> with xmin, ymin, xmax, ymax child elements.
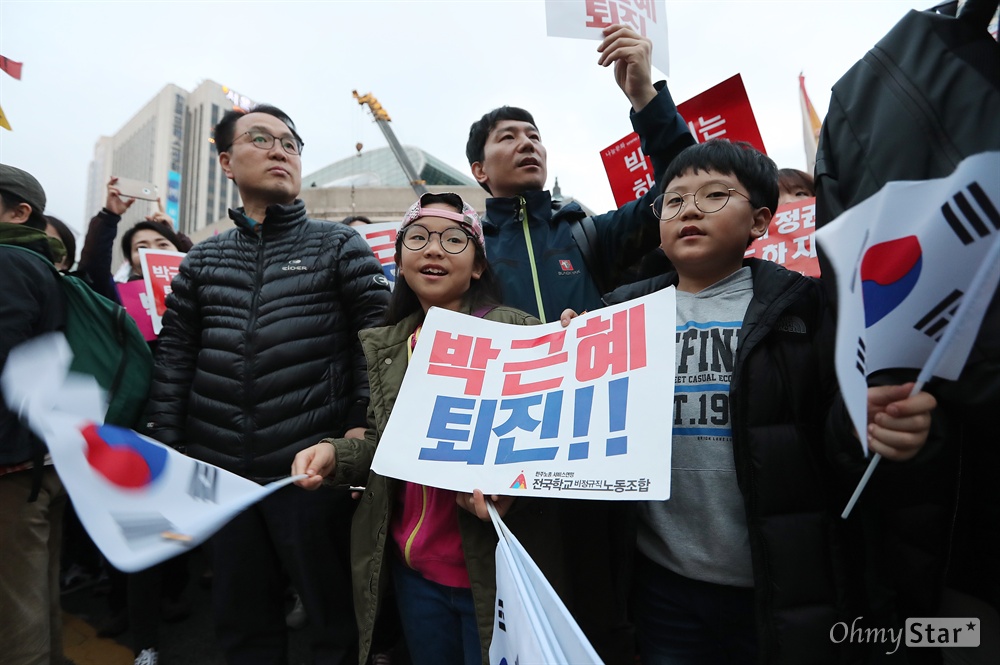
<box><xmin>372</xmin><ymin>289</ymin><xmax>677</xmax><ymax>500</ymax></box>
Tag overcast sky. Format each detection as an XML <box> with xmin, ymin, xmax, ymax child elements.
<box><xmin>0</xmin><ymin>0</ymin><xmax>930</xmax><ymax>234</ymax></box>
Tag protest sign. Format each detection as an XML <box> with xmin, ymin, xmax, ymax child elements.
<box><xmin>116</xmin><ymin>280</ymin><xmax>156</xmax><ymax>341</ymax></box>
<box><xmin>357</xmin><ymin>220</ymin><xmax>401</xmax><ymax>288</ymax></box>
<box><xmin>488</xmin><ymin>504</ymin><xmax>602</xmax><ymax>665</ymax></box>
<box><xmin>599</xmin><ymin>133</ymin><xmax>656</xmax><ymax>208</ymax></box>
<box><xmin>138</xmin><ymin>248</ymin><xmax>185</xmax><ymax>334</ymax></box>
<box><xmin>601</xmin><ymin>74</ymin><xmax>765</xmax><ymax>207</ymax></box>
<box><xmin>371</xmin><ymin>289</ymin><xmax>676</xmax><ymax>500</ymax></box>
<box><xmin>1</xmin><ymin>334</ymin><xmax>302</xmax><ymax>573</ymax></box>
<box><xmin>545</xmin><ymin>0</ymin><xmax>669</xmax><ymax>75</ymax></box>
<box><xmin>815</xmin><ymin>151</ymin><xmax>1000</xmax><ymax>456</ymax></box>
<box><xmin>745</xmin><ymin>197</ymin><xmax>820</xmax><ymax>277</ymax></box>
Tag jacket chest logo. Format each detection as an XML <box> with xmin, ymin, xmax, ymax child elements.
<box><xmin>557</xmin><ymin>258</ymin><xmax>580</xmax><ymax>276</ymax></box>
<box><xmin>282</xmin><ymin>259</ymin><xmax>308</xmax><ymax>272</ymax></box>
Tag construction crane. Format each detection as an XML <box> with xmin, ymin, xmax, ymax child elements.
<box><xmin>352</xmin><ymin>90</ymin><xmax>428</xmax><ymax>196</ymax></box>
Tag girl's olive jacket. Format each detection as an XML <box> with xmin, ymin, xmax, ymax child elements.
<box><xmin>328</xmin><ymin>305</ymin><xmax>568</xmax><ymax>665</ymax></box>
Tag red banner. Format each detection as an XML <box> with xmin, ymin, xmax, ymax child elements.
<box><xmin>0</xmin><ymin>55</ymin><xmax>22</xmax><ymax>80</ymax></box>
<box><xmin>138</xmin><ymin>249</ymin><xmax>185</xmax><ymax>334</ymax></box>
<box><xmin>744</xmin><ymin>197</ymin><xmax>820</xmax><ymax>277</ymax></box>
<box><xmin>601</xmin><ymin>73</ymin><xmax>766</xmax><ymax>207</ymax></box>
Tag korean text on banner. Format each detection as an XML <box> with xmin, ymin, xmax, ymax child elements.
<box><xmin>545</xmin><ymin>0</ymin><xmax>669</xmax><ymax>75</ymax></box>
<box><xmin>1</xmin><ymin>334</ymin><xmax>302</xmax><ymax>573</ymax></box>
<box><xmin>359</xmin><ymin>220</ymin><xmax>402</xmax><ymax>289</ymax></box>
<box><xmin>371</xmin><ymin>288</ymin><xmax>676</xmax><ymax>500</ymax></box>
<box><xmin>815</xmin><ymin>151</ymin><xmax>1000</xmax><ymax>454</ymax></box>
<box><xmin>601</xmin><ymin>74</ymin><xmax>765</xmax><ymax>207</ymax></box>
<box><xmin>138</xmin><ymin>248</ymin><xmax>185</xmax><ymax>335</ymax></box>
<box><xmin>745</xmin><ymin>197</ymin><xmax>820</xmax><ymax>277</ymax></box>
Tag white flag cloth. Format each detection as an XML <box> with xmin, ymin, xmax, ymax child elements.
<box><xmin>1</xmin><ymin>333</ymin><xmax>303</xmax><ymax>572</ymax></box>
<box><xmin>815</xmin><ymin>151</ymin><xmax>1000</xmax><ymax>453</ymax></box>
<box><xmin>487</xmin><ymin>504</ymin><xmax>603</xmax><ymax>665</ymax></box>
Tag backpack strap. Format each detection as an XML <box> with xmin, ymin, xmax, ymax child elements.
<box><xmin>570</xmin><ymin>215</ymin><xmax>608</xmax><ymax>295</ymax></box>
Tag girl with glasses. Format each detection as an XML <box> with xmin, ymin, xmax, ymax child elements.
<box><xmin>292</xmin><ymin>192</ymin><xmax>565</xmax><ymax>665</ymax></box>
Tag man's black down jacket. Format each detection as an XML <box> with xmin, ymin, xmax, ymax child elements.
<box><xmin>144</xmin><ymin>201</ymin><xmax>390</xmax><ymax>481</ymax></box>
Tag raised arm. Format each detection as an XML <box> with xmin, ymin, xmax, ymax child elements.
<box><xmin>78</xmin><ymin>177</ymin><xmax>135</xmax><ymax>301</ymax></box>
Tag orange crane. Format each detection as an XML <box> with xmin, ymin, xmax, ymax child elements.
<box><xmin>352</xmin><ymin>90</ymin><xmax>428</xmax><ymax>196</ymax></box>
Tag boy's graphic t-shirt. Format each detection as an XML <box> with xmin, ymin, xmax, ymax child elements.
<box><xmin>636</xmin><ymin>267</ymin><xmax>754</xmax><ymax>587</ymax></box>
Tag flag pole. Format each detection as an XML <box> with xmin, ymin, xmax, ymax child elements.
<box><xmin>841</xmin><ymin>234</ymin><xmax>1000</xmax><ymax>518</ymax></box>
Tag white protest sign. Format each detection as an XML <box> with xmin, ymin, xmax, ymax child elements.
<box><xmin>357</xmin><ymin>221</ymin><xmax>402</xmax><ymax>289</ymax></box>
<box><xmin>815</xmin><ymin>151</ymin><xmax>1000</xmax><ymax>455</ymax></box>
<box><xmin>1</xmin><ymin>334</ymin><xmax>302</xmax><ymax>573</ymax></box>
<box><xmin>545</xmin><ymin>0</ymin><xmax>669</xmax><ymax>75</ymax></box>
<box><xmin>372</xmin><ymin>288</ymin><xmax>676</xmax><ymax>500</ymax></box>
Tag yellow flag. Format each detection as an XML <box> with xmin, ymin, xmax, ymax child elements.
<box><xmin>799</xmin><ymin>73</ymin><xmax>822</xmax><ymax>172</ymax></box>
<box><xmin>0</xmin><ymin>103</ymin><xmax>10</xmax><ymax>131</ymax></box>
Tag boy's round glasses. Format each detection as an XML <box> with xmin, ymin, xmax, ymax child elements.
<box><xmin>652</xmin><ymin>182</ymin><xmax>752</xmax><ymax>221</ymax></box>
<box><xmin>401</xmin><ymin>224</ymin><xmax>471</xmax><ymax>254</ymax></box>
<box><xmin>228</xmin><ymin>130</ymin><xmax>302</xmax><ymax>156</ymax></box>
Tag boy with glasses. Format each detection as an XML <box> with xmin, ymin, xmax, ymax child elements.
<box><xmin>596</xmin><ymin>139</ymin><xmax>938</xmax><ymax>663</ymax></box>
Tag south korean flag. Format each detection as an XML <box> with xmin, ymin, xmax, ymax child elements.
<box><xmin>816</xmin><ymin>151</ymin><xmax>1000</xmax><ymax>454</ymax></box>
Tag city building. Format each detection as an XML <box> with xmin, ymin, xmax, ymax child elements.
<box><xmin>84</xmin><ymin>80</ymin><xmax>255</xmax><ymax>252</ymax></box>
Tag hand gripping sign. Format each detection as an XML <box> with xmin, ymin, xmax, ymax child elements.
<box><xmin>372</xmin><ymin>288</ymin><xmax>676</xmax><ymax>500</ymax></box>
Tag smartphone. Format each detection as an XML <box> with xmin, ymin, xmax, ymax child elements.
<box><xmin>112</xmin><ymin>177</ymin><xmax>159</xmax><ymax>201</ymax></box>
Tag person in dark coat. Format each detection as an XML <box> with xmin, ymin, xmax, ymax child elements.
<box><xmin>593</xmin><ymin>140</ymin><xmax>937</xmax><ymax>664</ymax></box>
<box><xmin>143</xmin><ymin>105</ymin><xmax>390</xmax><ymax>665</ymax></box>
<box><xmin>0</xmin><ymin>163</ymin><xmax>68</xmax><ymax>665</ymax></box>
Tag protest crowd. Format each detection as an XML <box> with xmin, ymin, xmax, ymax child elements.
<box><xmin>1</xmin><ymin>4</ymin><xmax>999</xmax><ymax>665</ymax></box>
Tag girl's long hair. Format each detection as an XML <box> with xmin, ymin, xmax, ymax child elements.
<box><xmin>383</xmin><ymin>240</ymin><xmax>503</xmax><ymax>326</ymax></box>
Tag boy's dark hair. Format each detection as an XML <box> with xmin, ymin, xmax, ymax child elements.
<box><xmin>214</xmin><ymin>104</ymin><xmax>304</xmax><ymax>155</ymax></box>
<box><xmin>342</xmin><ymin>215</ymin><xmax>372</xmax><ymax>225</ymax></box>
<box><xmin>120</xmin><ymin>221</ymin><xmax>184</xmax><ymax>267</ymax></box>
<box><xmin>45</xmin><ymin>215</ymin><xmax>76</xmax><ymax>267</ymax></box>
<box><xmin>0</xmin><ymin>189</ymin><xmax>47</xmax><ymax>230</ymax></box>
<box><xmin>777</xmin><ymin>168</ymin><xmax>815</xmax><ymax>197</ymax></box>
<box><xmin>662</xmin><ymin>140</ymin><xmax>779</xmax><ymax>216</ymax></box>
<box><xmin>466</xmin><ymin>106</ymin><xmax>538</xmax><ymax>194</ymax></box>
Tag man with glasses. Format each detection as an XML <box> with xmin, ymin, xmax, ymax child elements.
<box><xmin>145</xmin><ymin>104</ymin><xmax>390</xmax><ymax>665</ymax></box>
<box><xmin>463</xmin><ymin>25</ymin><xmax>694</xmax><ymax>665</ymax></box>
<box><xmin>465</xmin><ymin>24</ymin><xmax>695</xmax><ymax>324</ymax></box>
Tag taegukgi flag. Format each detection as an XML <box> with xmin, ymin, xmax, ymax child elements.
<box><xmin>815</xmin><ymin>151</ymin><xmax>1000</xmax><ymax>453</ymax></box>
<box><xmin>488</xmin><ymin>504</ymin><xmax>602</xmax><ymax>665</ymax></box>
<box><xmin>1</xmin><ymin>333</ymin><xmax>302</xmax><ymax>573</ymax></box>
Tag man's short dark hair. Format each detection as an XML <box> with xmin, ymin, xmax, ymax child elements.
<box><xmin>45</xmin><ymin>215</ymin><xmax>76</xmax><ymax>267</ymax></box>
<box><xmin>214</xmin><ymin>104</ymin><xmax>304</xmax><ymax>155</ymax></box>
<box><xmin>466</xmin><ymin>106</ymin><xmax>538</xmax><ymax>194</ymax></box>
<box><xmin>121</xmin><ymin>221</ymin><xmax>183</xmax><ymax>267</ymax></box>
<box><xmin>661</xmin><ymin>140</ymin><xmax>779</xmax><ymax>216</ymax></box>
<box><xmin>0</xmin><ymin>189</ymin><xmax>47</xmax><ymax>231</ymax></box>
